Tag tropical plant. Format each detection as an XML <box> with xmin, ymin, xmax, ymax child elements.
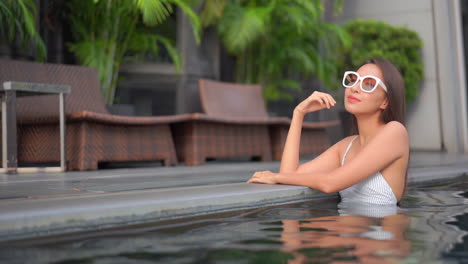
<box><xmin>200</xmin><ymin>0</ymin><xmax>351</xmax><ymax>101</ymax></box>
<box><xmin>0</xmin><ymin>0</ymin><xmax>46</xmax><ymax>60</ymax></box>
<box><xmin>67</xmin><ymin>0</ymin><xmax>201</xmax><ymax>105</ymax></box>
<box><xmin>340</xmin><ymin>19</ymin><xmax>423</xmax><ymax>103</ymax></box>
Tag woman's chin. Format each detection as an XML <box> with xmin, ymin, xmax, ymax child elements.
<box><xmin>345</xmin><ymin>104</ymin><xmax>369</xmax><ymax>116</ymax></box>
<box><xmin>344</xmin><ymin>104</ymin><xmax>358</xmax><ymax>114</ymax></box>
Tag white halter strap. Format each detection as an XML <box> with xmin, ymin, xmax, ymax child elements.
<box><xmin>341</xmin><ymin>136</ymin><xmax>358</xmax><ymax>166</ymax></box>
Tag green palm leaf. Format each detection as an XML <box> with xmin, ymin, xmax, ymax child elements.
<box><xmin>0</xmin><ymin>1</ymin><xmax>17</xmax><ymax>41</ymax></box>
<box><xmin>68</xmin><ymin>0</ymin><xmax>201</xmax><ymax>104</ymax></box>
<box><xmin>136</xmin><ymin>0</ymin><xmax>172</xmax><ymax>26</ymax></box>
<box><xmin>0</xmin><ymin>0</ymin><xmax>46</xmax><ymax>60</ymax></box>
<box><xmin>169</xmin><ymin>0</ymin><xmax>202</xmax><ymax>43</ymax></box>
<box><xmin>153</xmin><ymin>35</ymin><xmax>182</xmax><ymax>70</ymax></box>
<box><xmin>127</xmin><ymin>32</ymin><xmax>181</xmax><ymax>70</ymax></box>
<box><xmin>215</xmin><ymin>0</ymin><xmax>350</xmax><ymax>101</ymax></box>
<box><xmin>218</xmin><ymin>3</ymin><xmax>270</xmax><ymax>53</ymax></box>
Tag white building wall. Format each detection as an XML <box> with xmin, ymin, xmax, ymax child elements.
<box><xmin>334</xmin><ymin>0</ymin><xmax>467</xmax><ymax>151</ymax></box>
<box><xmin>432</xmin><ymin>0</ymin><xmax>468</xmax><ymax>153</ymax></box>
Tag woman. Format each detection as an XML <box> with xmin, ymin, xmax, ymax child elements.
<box><xmin>248</xmin><ymin>58</ymin><xmax>409</xmax><ymax>205</ymax></box>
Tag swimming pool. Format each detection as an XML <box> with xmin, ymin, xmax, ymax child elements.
<box><xmin>0</xmin><ymin>175</ymin><xmax>467</xmax><ymax>264</ymax></box>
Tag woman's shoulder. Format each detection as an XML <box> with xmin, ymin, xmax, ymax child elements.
<box><xmin>372</xmin><ymin>121</ymin><xmax>409</xmax><ymax>152</ymax></box>
<box><xmin>383</xmin><ymin>121</ymin><xmax>407</xmax><ymax>131</ymax></box>
<box><xmin>380</xmin><ymin>121</ymin><xmax>409</xmax><ymax>141</ymax></box>
<box><xmin>335</xmin><ymin>122</ymin><xmax>408</xmax><ymax>149</ymax></box>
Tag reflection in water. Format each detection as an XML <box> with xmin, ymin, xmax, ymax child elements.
<box><xmin>281</xmin><ymin>203</ymin><xmax>410</xmax><ymax>264</ymax></box>
<box><xmin>0</xmin><ymin>178</ymin><xmax>467</xmax><ymax>264</ymax></box>
<box><xmin>445</xmin><ymin>212</ymin><xmax>468</xmax><ymax>260</ymax></box>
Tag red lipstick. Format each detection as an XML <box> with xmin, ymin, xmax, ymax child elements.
<box><xmin>347</xmin><ymin>95</ymin><xmax>361</xmax><ymax>103</ymax></box>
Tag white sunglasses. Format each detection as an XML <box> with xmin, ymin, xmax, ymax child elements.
<box><xmin>342</xmin><ymin>71</ymin><xmax>388</xmax><ymax>93</ymax></box>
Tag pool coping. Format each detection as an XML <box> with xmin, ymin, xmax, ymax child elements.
<box><xmin>0</xmin><ymin>161</ymin><xmax>467</xmax><ymax>242</ymax></box>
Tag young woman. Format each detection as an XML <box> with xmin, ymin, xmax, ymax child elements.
<box><xmin>248</xmin><ymin>58</ymin><xmax>409</xmax><ymax>205</ymax></box>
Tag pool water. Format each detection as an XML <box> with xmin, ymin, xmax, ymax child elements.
<box><xmin>1</xmin><ymin>176</ymin><xmax>467</xmax><ymax>264</ymax></box>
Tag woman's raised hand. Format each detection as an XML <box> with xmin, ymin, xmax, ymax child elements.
<box><xmin>295</xmin><ymin>91</ymin><xmax>336</xmax><ymax>115</ymax></box>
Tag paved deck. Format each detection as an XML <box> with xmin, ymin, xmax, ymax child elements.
<box><xmin>0</xmin><ymin>152</ymin><xmax>468</xmax><ymax>241</ymax></box>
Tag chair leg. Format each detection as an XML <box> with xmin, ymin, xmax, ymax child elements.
<box><xmin>171</xmin><ymin>122</ymin><xmax>207</xmax><ymax>166</ymax></box>
<box><xmin>68</xmin><ymin>158</ymin><xmax>98</xmax><ymax>171</ymax></box>
<box><xmin>162</xmin><ymin>157</ymin><xmax>175</xmax><ymax>167</ymax></box>
<box><xmin>260</xmin><ymin>150</ymin><xmax>272</xmax><ymax>162</ymax></box>
<box><xmin>167</xmin><ymin>135</ymin><xmax>179</xmax><ymax>166</ymax></box>
<box><xmin>184</xmin><ymin>155</ymin><xmax>206</xmax><ymax>166</ymax></box>
<box><xmin>67</xmin><ymin>122</ymin><xmax>100</xmax><ymax>171</ymax></box>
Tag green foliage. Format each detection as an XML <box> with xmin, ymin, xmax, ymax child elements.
<box><xmin>200</xmin><ymin>0</ymin><xmax>226</xmax><ymax>27</ymax></box>
<box><xmin>201</xmin><ymin>0</ymin><xmax>351</xmax><ymax>101</ymax></box>
<box><xmin>341</xmin><ymin>19</ymin><xmax>424</xmax><ymax>103</ymax></box>
<box><xmin>67</xmin><ymin>0</ymin><xmax>201</xmax><ymax>105</ymax></box>
<box><xmin>0</xmin><ymin>0</ymin><xmax>46</xmax><ymax>60</ymax></box>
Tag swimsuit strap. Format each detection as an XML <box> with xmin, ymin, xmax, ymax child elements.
<box><xmin>341</xmin><ymin>136</ymin><xmax>359</xmax><ymax>166</ymax></box>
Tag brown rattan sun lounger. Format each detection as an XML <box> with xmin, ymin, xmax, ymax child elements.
<box><xmin>171</xmin><ymin>113</ymin><xmax>288</xmax><ymax>165</ymax></box>
<box><xmin>0</xmin><ymin>59</ymin><xmax>183</xmax><ymax>170</ymax></box>
<box><xmin>172</xmin><ymin>79</ymin><xmax>339</xmax><ymax>165</ymax></box>
<box><xmin>269</xmin><ymin>119</ymin><xmax>340</xmax><ymax>160</ymax></box>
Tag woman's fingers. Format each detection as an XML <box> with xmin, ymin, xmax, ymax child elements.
<box><xmin>325</xmin><ymin>94</ymin><xmax>335</xmax><ymax>109</ymax></box>
<box><xmin>295</xmin><ymin>91</ymin><xmax>336</xmax><ymax>114</ymax></box>
<box><xmin>248</xmin><ymin>178</ymin><xmax>264</xmax><ymax>184</ymax></box>
<box><xmin>316</xmin><ymin>94</ymin><xmax>331</xmax><ymax>109</ymax></box>
<box><xmin>323</xmin><ymin>94</ymin><xmax>336</xmax><ymax>109</ymax></box>
<box><xmin>325</xmin><ymin>96</ymin><xmax>332</xmax><ymax>109</ymax></box>
<box><xmin>248</xmin><ymin>176</ymin><xmax>264</xmax><ymax>184</ymax></box>
<box><xmin>248</xmin><ymin>171</ymin><xmax>263</xmax><ymax>183</ymax></box>
<box><xmin>310</xmin><ymin>94</ymin><xmax>325</xmax><ymax>106</ymax></box>
<box><xmin>320</xmin><ymin>97</ymin><xmax>328</xmax><ymax>108</ymax></box>
<box><xmin>310</xmin><ymin>92</ymin><xmax>336</xmax><ymax>109</ymax></box>
<box><xmin>317</xmin><ymin>93</ymin><xmax>336</xmax><ymax>109</ymax></box>
<box><xmin>248</xmin><ymin>171</ymin><xmax>275</xmax><ymax>184</ymax></box>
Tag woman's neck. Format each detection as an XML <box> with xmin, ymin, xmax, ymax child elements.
<box><xmin>355</xmin><ymin>112</ymin><xmax>385</xmax><ymax>146</ymax></box>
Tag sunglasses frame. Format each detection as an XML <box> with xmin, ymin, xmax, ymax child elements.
<box><xmin>342</xmin><ymin>71</ymin><xmax>388</xmax><ymax>93</ymax></box>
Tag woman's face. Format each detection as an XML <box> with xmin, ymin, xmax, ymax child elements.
<box><xmin>344</xmin><ymin>63</ymin><xmax>388</xmax><ymax>116</ymax></box>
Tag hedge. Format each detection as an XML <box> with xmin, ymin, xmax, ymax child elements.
<box><xmin>341</xmin><ymin>19</ymin><xmax>424</xmax><ymax>103</ymax></box>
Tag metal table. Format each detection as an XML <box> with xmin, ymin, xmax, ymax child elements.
<box><xmin>0</xmin><ymin>81</ymin><xmax>71</xmax><ymax>174</ymax></box>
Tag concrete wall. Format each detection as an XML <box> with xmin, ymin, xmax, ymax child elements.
<box><xmin>432</xmin><ymin>0</ymin><xmax>468</xmax><ymax>153</ymax></box>
<box><xmin>335</xmin><ymin>0</ymin><xmax>468</xmax><ymax>152</ymax></box>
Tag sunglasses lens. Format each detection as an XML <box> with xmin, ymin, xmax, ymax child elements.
<box><xmin>344</xmin><ymin>72</ymin><xmax>358</xmax><ymax>87</ymax></box>
<box><xmin>362</xmin><ymin>77</ymin><xmax>377</xmax><ymax>91</ymax></box>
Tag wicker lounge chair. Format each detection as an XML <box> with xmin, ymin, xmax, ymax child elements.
<box><xmin>0</xmin><ymin>59</ymin><xmax>185</xmax><ymax>170</ymax></box>
<box><xmin>171</xmin><ymin>113</ymin><xmax>287</xmax><ymax>165</ymax></box>
<box><xmin>269</xmin><ymin>119</ymin><xmax>340</xmax><ymax>160</ymax></box>
<box><xmin>172</xmin><ymin>79</ymin><xmax>339</xmax><ymax>165</ymax></box>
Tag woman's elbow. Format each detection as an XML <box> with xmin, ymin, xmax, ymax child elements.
<box><xmin>316</xmin><ymin>181</ymin><xmax>338</xmax><ymax>194</ymax></box>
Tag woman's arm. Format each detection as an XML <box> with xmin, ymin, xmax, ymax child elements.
<box><xmin>249</xmin><ymin>122</ymin><xmax>409</xmax><ymax>193</ymax></box>
<box><xmin>279</xmin><ymin>109</ymin><xmax>305</xmax><ymax>173</ymax></box>
<box><xmin>279</xmin><ymin>91</ymin><xmax>337</xmax><ymax>173</ymax></box>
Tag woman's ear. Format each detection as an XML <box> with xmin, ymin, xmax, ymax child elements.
<box><xmin>379</xmin><ymin>97</ymin><xmax>389</xmax><ymax>110</ymax></box>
